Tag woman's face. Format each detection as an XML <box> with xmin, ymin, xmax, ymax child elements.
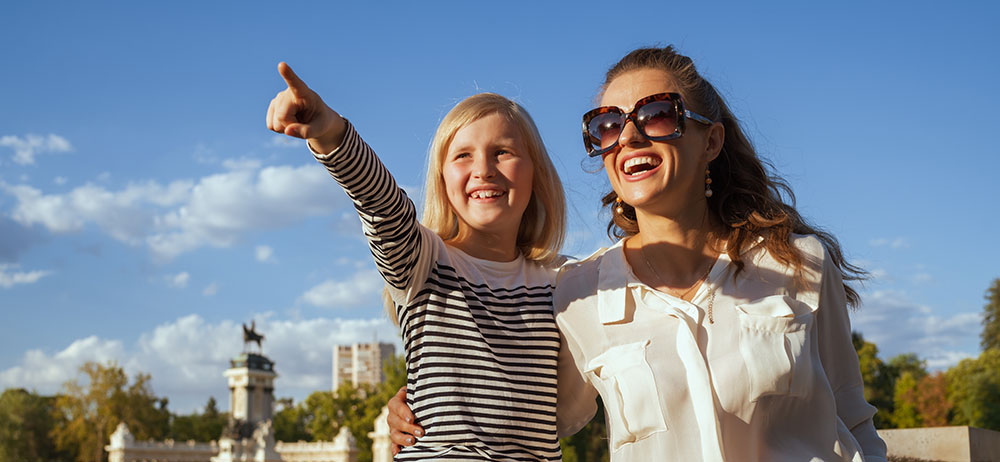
<box><xmin>599</xmin><ymin>69</ymin><xmax>718</xmax><ymax>218</ymax></box>
<box><xmin>442</xmin><ymin>113</ymin><xmax>534</xmax><ymax>241</ymax></box>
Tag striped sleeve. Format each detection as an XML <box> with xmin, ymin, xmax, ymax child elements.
<box><xmin>310</xmin><ymin>121</ymin><xmax>426</xmax><ymax>300</ymax></box>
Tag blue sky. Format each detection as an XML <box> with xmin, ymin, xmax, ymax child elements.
<box><xmin>1</xmin><ymin>1</ymin><xmax>998</xmax><ymax>413</ymax></box>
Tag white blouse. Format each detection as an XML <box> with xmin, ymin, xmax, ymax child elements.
<box><xmin>553</xmin><ymin>235</ymin><xmax>887</xmax><ymax>462</ymax></box>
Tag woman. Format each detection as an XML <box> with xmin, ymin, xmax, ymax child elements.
<box><xmin>391</xmin><ymin>46</ymin><xmax>886</xmax><ymax>462</ymax></box>
<box><xmin>267</xmin><ymin>63</ymin><xmax>567</xmax><ymax>460</ymax></box>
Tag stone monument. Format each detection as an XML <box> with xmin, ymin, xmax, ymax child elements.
<box><xmin>212</xmin><ymin>322</ymin><xmax>280</xmax><ymax>462</ymax></box>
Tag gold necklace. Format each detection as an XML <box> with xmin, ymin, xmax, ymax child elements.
<box><xmin>639</xmin><ymin>243</ymin><xmax>717</xmax><ymax>323</ymax></box>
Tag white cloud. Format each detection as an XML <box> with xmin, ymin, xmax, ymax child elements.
<box><xmin>0</xmin><ymin>336</ymin><xmax>125</xmax><ymax>392</ymax></box>
<box><xmin>0</xmin><ymin>314</ymin><xmax>400</xmax><ymax>413</ymax></box>
<box><xmin>255</xmin><ymin>245</ymin><xmax>275</xmax><ymax>263</ymax></box>
<box><xmin>168</xmin><ymin>272</ymin><xmax>190</xmax><ymax>289</ymax></box>
<box><xmin>0</xmin><ymin>263</ymin><xmax>52</xmax><ymax>288</ymax></box>
<box><xmin>147</xmin><ymin>164</ymin><xmax>342</xmax><ymax>260</ymax></box>
<box><xmin>869</xmin><ymin>237</ymin><xmax>910</xmax><ymax>249</ymax></box>
<box><xmin>269</xmin><ymin>136</ymin><xmax>301</xmax><ymax>149</ymax></box>
<box><xmin>1</xmin><ymin>162</ymin><xmax>346</xmax><ymax>260</ymax></box>
<box><xmin>0</xmin><ymin>134</ymin><xmax>73</xmax><ymax>165</ymax></box>
<box><xmin>299</xmin><ymin>270</ymin><xmax>384</xmax><ymax>309</ymax></box>
<box><xmin>222</xmin><ymin>157</ymin><xmax>263</xmax><ymax>171</ymax></box>
<box><xmin>851</xmin><ymin>290</ymin><xmax>982</xmax><ymax>370</ymax></box>
<box><xmin>53</xmin><ymin>176</ymin><xmax>67</xmax><ymax>185</ymax></box>
<box><xmin>202</xmin><ymin>283</ymin><xmax>219</xmax><ymax>296</ymax></box>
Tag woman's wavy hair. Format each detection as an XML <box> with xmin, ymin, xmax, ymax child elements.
<box><xmin>600</xmin><ymin>46</ymin><xmax>865</xmax><ymax>306</ymax></box>
<box><xmin>423</xmin><ymin>93</ymin><xmax>566</xmax><ymax>263</ymax></box>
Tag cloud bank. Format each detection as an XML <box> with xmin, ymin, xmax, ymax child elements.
<box><xmin>0</xmin><ymin>314</ymin><xmax>400</xmax><ymax>413</ymax></box>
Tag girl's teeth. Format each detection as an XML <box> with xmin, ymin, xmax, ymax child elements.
<box><xmin>472</xmin><ymin>190</ymin><xmax>502</xmax><ymax>199</ymax></box>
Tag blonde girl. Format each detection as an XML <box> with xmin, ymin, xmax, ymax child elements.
<box><xmin>267</xmin><ymin>63</ymin><xmax>566</xmax><ymax>461</ymax></box>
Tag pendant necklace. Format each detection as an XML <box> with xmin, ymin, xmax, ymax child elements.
<box><xmin>639</xmin><ymin>242</ymin><xmax>717</xmax><ymax>324</ymax></box>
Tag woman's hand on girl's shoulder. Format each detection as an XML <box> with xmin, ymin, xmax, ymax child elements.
<box><xmin>266</xmin><ymin>62</ymin><xmax>347</xmax><ymax>154</ymax></box>
<box><xmin>387</xmin><ymin>386</ymin><xmax>423</xmax><ymax>455</ymax></box>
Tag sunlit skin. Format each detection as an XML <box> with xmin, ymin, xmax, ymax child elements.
<box><xmin>443</xmin><ymin>113</ymin><xmax>534</xmax><ymax>262</ymax></box>
<box><xmin>599</xmin><ymin>68</ymin><xmax>727</xmax><ymax>292</ymax></box>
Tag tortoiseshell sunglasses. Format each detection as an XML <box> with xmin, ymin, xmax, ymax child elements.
<box><xmin>582</xmin><ymin>92</ymin><xmax>713</xmax><ymax>157</ymax></box>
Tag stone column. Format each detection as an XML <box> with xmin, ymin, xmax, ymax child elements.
<box><xmin>104</xmin><ymin>422</ymin><xmax>133</xmax><ymax>462</ymax></box>
<box><xmin>332</xmin><ymin>426</ymin><xmax>359</xmax><ymax>462</ymax></box>
<box><xmin>368</xmin><ymin>406</ymin><xmax>392</xmax><ymax>462</ymax></box>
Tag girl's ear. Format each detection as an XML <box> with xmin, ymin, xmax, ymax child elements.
<box><xmin>704</xmin><ymin>121</ymin><xmax>724</xmax><ymax>163</ymax></box>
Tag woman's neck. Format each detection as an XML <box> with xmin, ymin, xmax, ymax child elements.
<box><xmin>626</xmin><ymin>205</ymin><xmax>720</xmax><ymax>287</ymax></box>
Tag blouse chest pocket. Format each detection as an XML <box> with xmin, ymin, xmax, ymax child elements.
<box><xmin>736</xmin><ymin>295</ymin><xmax>817</xmax><ymax>402</ymax></box>
<box><xmin>585</xmin><ymin>340</ymin><xmax>667</xmax><ymax>451</ymax></box>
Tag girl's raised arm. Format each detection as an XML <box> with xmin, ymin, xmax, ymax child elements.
<box><xmin>266</xmin><ymin>62</ymin><xmax>346</xmax><ymax>155</ymax></box>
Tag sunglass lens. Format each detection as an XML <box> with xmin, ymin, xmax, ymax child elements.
<box><xmin>636</xmin><ymin>101</ymin><xmax>678</xmax><ymax>138</ymax></box>
<box><xmin>587</xmin><ymin>112</ymin><xmax>624</xmax><ymax>152</ymax></box>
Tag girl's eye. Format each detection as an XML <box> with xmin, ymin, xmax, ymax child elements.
<box><xmin>496</xmin><ymin>149</ymin><xmax>513</xmax><ymax>157</ymax></box>
<box><xmin>452</xmin><ymin>152</ymin><xmax>470</xmax><ymax>160</ymax></box>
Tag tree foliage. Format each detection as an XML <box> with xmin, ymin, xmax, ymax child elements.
<box><xmin>946</xmin><ymin>348</ymin><xmax>1000</xmax><ymax>430</ymax></box>
<box><xmin>279</xmin><ymin>354</ymin><xmax>407</xmax><ymax>462</ymax></box>
<box><xmin>853</xmin><ymin>332</ymin><xmax>895</xmax><ymax>428</ymax></box>
<box><xmin>51</xmin><ymin>361</ymin><xmax>170</xmax><ymax>462</ymax></box>
<box><xmin>168</xmin><ymin>397</ymin><xmax>227</xmax><ymax>442</ymax></box>
<box><xmin>983</xmin><ymin>278</ymin><xmax>1000</xmax><ymax>351</ymax></box>
<box><xmin>914</xmin><ymin>372</ymin><xmax>951</xmax><ymax>427</ymax></box>
<box><xmin>559</xmin><ymin>397</ymin><xmax>609</xmax><ymax>462</ymax></box>
<box><xmin>0</xmin><ymin>388</ymin><xmax>71</xmax><ymax>462</ymax></box>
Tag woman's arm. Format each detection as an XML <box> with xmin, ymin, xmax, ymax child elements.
<box><xmin>815</xmin><ymin>246</ymin><xmax>887</xmax><ymax>462</ymax></box>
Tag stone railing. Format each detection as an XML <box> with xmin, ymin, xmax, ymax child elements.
<box><xmin>106</xmin><ymin>423</ymin><xmax>218</xmax><ymax>462</ymax></box>
<box><xmin>106</xmin><ymin>407</ymin><xmax>393</xmax><ymax>462</ymax></box>
<box><xmin>878</xmin><ymin>426</ymin><xmax>1000</xmax><ymax>462</ymax></box>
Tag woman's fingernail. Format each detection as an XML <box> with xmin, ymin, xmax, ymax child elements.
<box><xmin>406</xmin><ymin>437</ymin><xmax>413</xmax><ymax>444</ymax></box>
<box><xmin>415</xmin><ymin>429</ymin><xmax>423</xmax><ymax>437</ymax></box>
<box><xmin>405</xmin><ymin>417</ymin><xmax>411</xmax><ymax>423</ymax></box>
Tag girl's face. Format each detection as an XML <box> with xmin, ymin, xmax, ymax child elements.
<box><xmin>443</xmin><ymin>113</ymin><xmax>534</xmax><ymax>242</ymax></box>
<box><xmin>599</xmin><ymin>68</ymin><xmax>717</xmax><ymax>218</ymax></box>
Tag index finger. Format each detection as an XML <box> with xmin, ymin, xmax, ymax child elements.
<box><xmin>278</xmin><ymin>62</ymin><xmax>309</xmax><ymax>96</ymax></box>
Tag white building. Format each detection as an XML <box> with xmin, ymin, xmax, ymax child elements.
<box><xmin>332</xmin><ymin>342</ymin><xmax>395</xmax><ymax>390</ymax></box>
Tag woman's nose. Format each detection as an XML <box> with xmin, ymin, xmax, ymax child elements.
<box><xmin>617</xmin><ymin>118</ymin><xmax>645</xmax><ymax>147</ymax></box>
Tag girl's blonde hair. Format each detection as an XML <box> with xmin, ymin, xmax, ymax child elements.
<box><xmin>423</xmin><ymin>92</ymin><xmax>566</xmax><ymax>263</ymax></box>
<box><xmin>385</xmin><ymin>93</ymin><xmax>566</xmax><ymax>324</ymax></box>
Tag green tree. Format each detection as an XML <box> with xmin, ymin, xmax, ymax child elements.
<box><xmin>51</xmin><ymin>361</ymin><xmax>170</xmax><ymax>462</ymax></box>
<box><xmin>982</xmin><ymin>278</ymin><xmax>1000</xmax><ymax>351</ymax></box>
<box><xmin>559</xmin><ymin>398</ymin><xmax>609</xmax><ymax>462</ymax></box>
<box><xmin>169</xmin><ymin>397</ymin><xmax>227</xmax><ymax>442</ymax></box>
<box><xmin>853</xmin><ymin>332</ymin><xmax>895</xmax><ymax>428</ymax></box>
<box><xmin>946</xmin><ymin>349</ymin><xmax>1000</xmax><ymax>430</ymax></box>
<box><xmin>298</xmin><ymin>355</ymin><xmax>406</xmax><ymax>462</ymax></box>
<box><xmin>891</xmin><ymin>372</ymin><xmax>921</xmax><ymax>428</ymax></box>
<box><xmin>0</xmin><ymin>388</ymin><xmax>71</xmax><ymax>462</ymax></box>
<box><xmin>274</xmin><ymin>397</ymin><xmax>310</xmax><ymax>442</ymax></box>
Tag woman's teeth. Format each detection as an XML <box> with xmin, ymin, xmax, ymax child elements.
<box><xmin>623</xmin><ymin>156</ymin><xmax>662</xmax><ymax>175</ymax></box>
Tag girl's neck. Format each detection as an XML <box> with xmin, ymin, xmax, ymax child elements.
<box><xmin>449</xmin><ymin>229</ymin><xmax>520</xmax><ymax>262</ymax></box>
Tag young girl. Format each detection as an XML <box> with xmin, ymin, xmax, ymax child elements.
<box><xmin>267</xmin><ymin>63</ymin><xmax>567</xmax><ymax>461</ymax></box>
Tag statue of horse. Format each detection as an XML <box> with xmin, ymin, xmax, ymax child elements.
<box><xmin>242</xmin><ymin>320</ymin><xmax>265</xmax><ymax>351</ymax></box>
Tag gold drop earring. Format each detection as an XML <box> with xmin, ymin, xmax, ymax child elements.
<box><xmin>615</xmin><ymin>197</ymin><xmax>624</xmax><ymax>214</ymax></box>
<box><xmin>704</xmin><ymin>168</ymin><xmax>713</xmax><ymax>198</ymax></box>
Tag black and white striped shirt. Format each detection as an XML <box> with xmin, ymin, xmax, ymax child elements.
<box><xmin>313</xmin><ymin>122</ymin><xmax>562</xmax><ymax>461</ymax></box>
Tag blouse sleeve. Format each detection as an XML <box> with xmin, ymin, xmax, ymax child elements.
<box><xmin>815</xmin><ymin>247</ymin><xmax>888</xmax><ymax>462</ymax></box>
<box><xmin>310</xmin><ymin>121</ymin><xmax>433</xmax><ymax>307</ymax></box>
